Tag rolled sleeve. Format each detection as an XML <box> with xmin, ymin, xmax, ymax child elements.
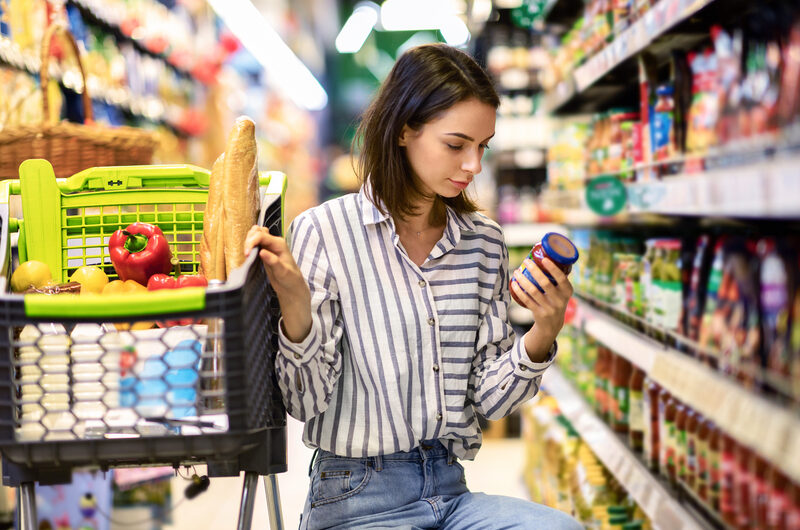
<box><xmin>512</xmin><ymin>339</ymin><xmax>557</xmax><ymax>378</ymax></box>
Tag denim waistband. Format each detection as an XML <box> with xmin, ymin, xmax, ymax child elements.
<box><xmin>311</xmin><ymin>439</ymin><xmax>455</xmax><ymax>474</ymax></box>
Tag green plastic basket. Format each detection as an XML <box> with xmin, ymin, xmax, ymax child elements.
<box><xmin>0</xmin><ymin>159</ymin><xmax>286</xmax><ymax>319</ymax></box>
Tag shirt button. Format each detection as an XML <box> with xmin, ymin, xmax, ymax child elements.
<box><xmin>427</xmin><ymin>317</ymin><xmax>435</xmax><ymax>326</ymax></box>
<box><xmin>520</xmin><ymin>365</ymin><xmax>528</xmax><ymax>371</ymax></box>
<box><xmin>418</xmin><ymin>279</ymin><xmax>426</xmax><ymax>287</ymax></box>
<box><xmin>293</xmin><ymin>353</ymin><xmax>302</xmax><ymax>360</ymax></box>
<box><xmin>436</xmin><ymin>412</ymin><xmax>442</xmax><ymax>421</ymax></box>
<box><xmin>432</xmin><ymin>364</ymin><xmax>439</xmax><ymax>372</ymax></box>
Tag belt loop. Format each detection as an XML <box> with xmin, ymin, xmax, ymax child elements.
<box><xmin>308</xmin><ymin>448</ymin><xmax>320</xmax><ymax>477</ymax></box>
<box><xmin>373</xmin><ymin>454</ymin><xmax>383</xmax><ymax>472</ymax></box>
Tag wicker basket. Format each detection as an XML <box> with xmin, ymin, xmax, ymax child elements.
<box><xmin>0</xmin><ymin>24</ymin><xmax>157</xmax><ymax>179</ymax></box>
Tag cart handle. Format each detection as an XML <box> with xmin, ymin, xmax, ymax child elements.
<box><xmin>24</xmin><ymin>286</ymin><xmax>206</xmax><ymax>319</ymax></box>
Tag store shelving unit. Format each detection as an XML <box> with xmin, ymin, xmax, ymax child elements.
<box><xmin>539</xmin><ymin>367</ymin><xmax>705</xmax><ymax>530</ymax></box>
<box><xmin>574</xmin><ymin>293</ymin><xmax>800</xmax><ymax>485</ymax></box>
<box><xmin>0</xmin><ymin>34</ymin><xmax>180</xmax><ymax>126</ymax></box>
<box><xmin>541</xmin><ymin>0</ymin><xmax>741</xmax><ymax>114</ymax></box>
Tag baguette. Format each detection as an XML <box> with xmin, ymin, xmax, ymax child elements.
<box><xmin>222</xmin><ymin>116</ymin><xmax>260</xmax><ymax>275</ymax></box>
<box><xmin>200</xmin><ymin>153</ymin><xmax>226</xmax><ymax>281</ymax></box>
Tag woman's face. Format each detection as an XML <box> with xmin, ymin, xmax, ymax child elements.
<box><xmin>399</xmin><ymin>98</ymin><xmax>496</xmax><ymax>200</ymax></box>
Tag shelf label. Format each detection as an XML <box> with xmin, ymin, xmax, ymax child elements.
<box><xmin>586</xmin><ymin>176</ymin><xmax>627</xmax><ymax>216</ymax></box>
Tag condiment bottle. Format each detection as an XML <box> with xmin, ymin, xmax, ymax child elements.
<box><xmin>510</xmin><ymin>232</ymin><xmax>579</xmax><ymax>306</ymax></box>
<box><xmin>696</xmin><ymin>416</ymin><xmax>711</xmax><ymax>501</ymax></box>
<box><xmin>709</xmin><ymin>424</ymin><xmax>722</xmax><ymax>513</ymax></box>
<box><xmin>674</xmin><ymin>402</ymin><xmax>688</xmax><ymax>488</ymax></box>
<box><xmin>643</xmin><ymin>378</ymin><xmax>660</xmax><ymax>472</ymax></box>
<box><xmin>766</xmin><ymin>468</ymin><xmax>788</xmax><ymax>530</ymax></box>
<box><xmin>685</xmin><ymin>408</ymin><xmax>699</xmax><ymax>491</ymax></box>
<box><xmin>628</xmin><ymin>366</ymin><xmax>645</xmax><ymax>452</ymax></box>
<box><xmin>721</xmin><ymin>434</ymin><xmax>737</xmax><ymax>525</ymax></box>
<box><xmin>610</xmin><ymin>353</ymin><xmax>632</xmax><ymax>434</ymax></box>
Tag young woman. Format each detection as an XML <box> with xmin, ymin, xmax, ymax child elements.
<box><xmin>245</xmin><ymin>43</ymin><xmax>581</xmax><ymax>530</ymax></box>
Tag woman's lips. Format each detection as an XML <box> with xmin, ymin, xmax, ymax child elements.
<box><xmin>448</xmin><ymin>179</ymin><xmax>470</xmax><ymax>190</ymax></box>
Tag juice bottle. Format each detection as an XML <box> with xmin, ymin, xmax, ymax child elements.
<box><xmin>734</xmin><ymin>444</ymin><xmax>753</xmax><ymax>529</ymax></box>
<box><xmin>674</xmin><ymin>403</ymin><xmax>688</xmax><ymax>488</ymax></box>
<box><xmin>596</xmin><ymin>346</ymin><xmax>613</xmax><ymax>423</ymax></box>
<box><xmin>510</xmin><ymin>233</ymin><xmax>579</xmax><ymax>306</ymax></box>
<box><xmin>610</xmin><ymin>353</ymin><xmax>632</xmax><ymax>433</ymax></box>
<box><xmin>662</xmin><ymin>395</ymin><xmax>678</xmax><ymax>487</ymax></box>
<box><xmin>643</xmin><ymin>378</ymin><xmax>660</xmax><ymax>472</ymax></box>
<box><xmin>685</xmin><ymin>409</ymin><xmax>699</xmax><ymax>492</ymax></box>
<box><xmin>766</xmin><ymin>468</ymin><xmax>788</xmax><ymax>530</ymax></box>
<box><xmin>696</xmin><ymin>416</ymin><xmax>710</xmax><ymax>502</ymax></box>
<box><xmin>720</xmin><ymin>434</ymin><xmax>737</xmax><ymax>525</ymax></box>
<box><xmin>628</xmin><ymin>367</ymin><xmax>645</xmax><ymax>452</ymax></box>
<box><xmin>709</xmin><ymin>425</ymin><xmax>722</xmax><ymax>513</ymax></box>
<box><xmin>751</xmin><ymin>456</ymin><xmax>769</xmax><ymax>529</ymax></box>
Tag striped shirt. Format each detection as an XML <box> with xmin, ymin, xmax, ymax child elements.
<box><xmin>275</xmin><ymin>188</ymin><xmax>556</xmax><ymax>461</ymax></box>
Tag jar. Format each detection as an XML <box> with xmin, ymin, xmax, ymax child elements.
<box><xmin>510</xmin><ymin>232</ymin><xmax>579</xmax><ymax>306</ymax></box>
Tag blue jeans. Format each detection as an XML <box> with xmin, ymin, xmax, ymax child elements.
<box><xmin>299</xmin><ymin>440</ymin><xmax>584</xmax><ymax>529</ymax></box>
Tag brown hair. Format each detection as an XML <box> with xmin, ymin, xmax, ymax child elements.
<box><xmin>353</xmin><ymin>43</ymin><xmax>499</xmax><ymax>221</ymax></box>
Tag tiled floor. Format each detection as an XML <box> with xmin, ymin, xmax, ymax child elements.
<box><xmin>130</xmin><ymin>416</ymin><xmax>530</xmax><ymax>530</ymax></box>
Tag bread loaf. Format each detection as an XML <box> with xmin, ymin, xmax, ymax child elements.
<box><xmin>200</xmin><ymin>153</ymin><xmax>226</xmax><ymax>280</ymax></box>
<box><xmin>223</xmin><ymin>116</ymin><xmax>260</xmax><ymax>275</ymax></box>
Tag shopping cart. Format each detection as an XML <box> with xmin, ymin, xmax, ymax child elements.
<box><xmin>0</xmin><ymin>159</ymin><xmax>288</xmax><ymax>530</ymax></box>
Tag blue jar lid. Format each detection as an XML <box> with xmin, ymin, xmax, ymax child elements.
<box><xmin>541</xmin><ymin>233</ymin><xmax>579</xmax><ymax>265</ymax></box>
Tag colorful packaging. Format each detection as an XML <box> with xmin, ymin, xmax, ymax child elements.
<box><xmin>652</xmin><ymin>85</ymin><xmax>675</xmax><ymax>160</ymax></box>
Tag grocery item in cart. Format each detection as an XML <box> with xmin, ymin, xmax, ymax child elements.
<box><xmin>223</xmin><ymin>117</ymin><xmax>261</xmax><ymax>275</ymax></box>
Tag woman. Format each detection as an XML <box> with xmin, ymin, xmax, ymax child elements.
<box><xmin>245</xmin><ymin>43</ymin><xmax>581</xmax><ymax>530</ymax></box>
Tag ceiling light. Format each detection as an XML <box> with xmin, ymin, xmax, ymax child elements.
<box><xmin>335</xmin><ymin>2</ymin><xmax>380</xmax><ymax>54</ymax></box>
<box><xmin>439</xmin><ymin>16</ymin><xmax>470</xmax><ymax>46</ymax></box>
<box><xmin>206</xmin><ymin>0</ymin><xmax>328</xmax><ymax>111</ymax></box>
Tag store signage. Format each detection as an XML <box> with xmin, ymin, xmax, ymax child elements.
<box><xmin>585</xmin><ymin>176</ymin><xmax>627</xmax><ymax>216</ymax></box>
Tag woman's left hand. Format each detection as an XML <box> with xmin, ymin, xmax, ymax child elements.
<box><xmin>511</xmin><ymin>257</ymin><xmax>574</xmax><ymax>359</ymax></box>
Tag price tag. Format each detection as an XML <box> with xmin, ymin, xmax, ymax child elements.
<box><xmin>585</xmin><ymin>176</ymin><xmax>627</xmax><ymax>216</ymax></box>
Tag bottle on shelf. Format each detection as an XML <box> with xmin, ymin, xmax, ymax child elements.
<box><xmin>628</xmin><ymin>366</ymin><xmax>645</xmax><ymax>453</ymax></box>
<box><xmin>610</xmin><ymin>353</ymin><xmax>632</xmax><ymax>434</ymax></box>
<box><xmin>643</xmin><ymin>377</ymin><xmax>660</xmax><ymax>472</ymax></box>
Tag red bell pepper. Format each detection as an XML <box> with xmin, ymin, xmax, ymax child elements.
<box><xmin>147</xmin><ymin>272</ymin><xmax>208</xmax><ymax>327</ymax></box>
<box><xmin>109</xmin><ymin>223</ymin><xmax>173</xmax><ymax>285</ymax></box>
<box><xmin>146</xmin><ymin>274</ymin><xmax>208</xmax><ymax>290</ymax></box>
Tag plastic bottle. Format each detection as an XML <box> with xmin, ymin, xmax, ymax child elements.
<box><xmin>674</xmin><ymin>403</ymin><xmax>687</xmax><ymax>488</ymax></box>
<box><xmin>709</xmin><ymin>424</ymin><xmax>722</xmax><ymax>513</ymax></box>
<box><xmin>720</xmin><ymin>434</ymin><xmax>737</xmax><ymax>525</ymax></box>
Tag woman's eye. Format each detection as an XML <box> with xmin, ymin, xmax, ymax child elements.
<box><xmin>480</xmin><ymin>144</ymin><xmax>490</xmax><ymax>150</ymax></box>
<box><xmin>446</xmin><ymin>144</ymin><xmax>463</xmax><ymax>151</ymax></box>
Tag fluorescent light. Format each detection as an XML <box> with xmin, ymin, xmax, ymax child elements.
<box><xmin>380</xmin><ymin>0</ymin><xmax>446</xmax><ymax>31</ymax></box>
<box><xmin>380</xmin><ymin>0</ymin><xmax>470</xmax><ymax>44</ymax></box>
<box><xmin>206</xmin><ymin>0</ymin><xmax>328</xmax><ymax>111</ymax></box>
<box><xmin>335</xmin><ymin>2</ymin><xmax>379</xmax><ymax>54</ymax></box>
<box><xmin>439</xmin><ymin>16</ymin><xmax>470</xmax><ymax>46</ymax></box>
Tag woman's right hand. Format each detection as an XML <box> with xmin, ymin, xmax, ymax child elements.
<box><xmin>244</xmin><ymin>226</ymin><xmax>312</xmax><ymax>343</ymax></box>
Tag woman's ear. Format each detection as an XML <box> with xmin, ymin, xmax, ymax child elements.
<box><xmin>398</xmin><ymin>125</ymin><xmax>415</xmax><ymax>146</ymax></box>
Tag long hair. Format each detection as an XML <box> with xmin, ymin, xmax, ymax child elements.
<box><xmin>353</xmin><ymin>43</ymin><xmax>499</xmax><ymax>221</ymax></box>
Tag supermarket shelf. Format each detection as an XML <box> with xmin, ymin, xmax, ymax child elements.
<box><xmin>541</xmin><ymin>367</ymin><xmax>704</xmax><ymax>530</ymax></box>
<box><xmin>540</xmin><ymin>153</ymin><xmax>800</xmax><ymax>224</ymax></box>
<box><xmin>574</xmin><ymin>294</ymin><xmax>800</xmax><ymax>485</ymax></box>
<box><xmin>68</xmin><ymin>0</ymin><xmax>196</xmax><ymax>80</ymax></box>
<box><xmin>0</xmin><ymin>36</ymin><xmax>189</xmax><ymax>131</ymax></box>
<box><xmin>544</xmin><ymin>0</ymin><xmax>721</xmax><ymax>114</ymax></box>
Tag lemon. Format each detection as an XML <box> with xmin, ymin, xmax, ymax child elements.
<box><xmin>70</xmin><ymin>266</ymin><xmax>110</xmax><ymax>295</ymax></box>
<box><xmin>10</xmin><ymin>260</ymin><xmax>52</xmax><ymax>293</ymax></box>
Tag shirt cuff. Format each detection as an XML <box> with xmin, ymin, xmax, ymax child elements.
<box><xmin>277</xmin><ymin>316</ymin><xmax>319</xmax><ymax>365</ymax></box>
<box><xmin>511</xmin><ymin>339</ymin><xmax>557</xmax><ymax>378</ymax></box>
